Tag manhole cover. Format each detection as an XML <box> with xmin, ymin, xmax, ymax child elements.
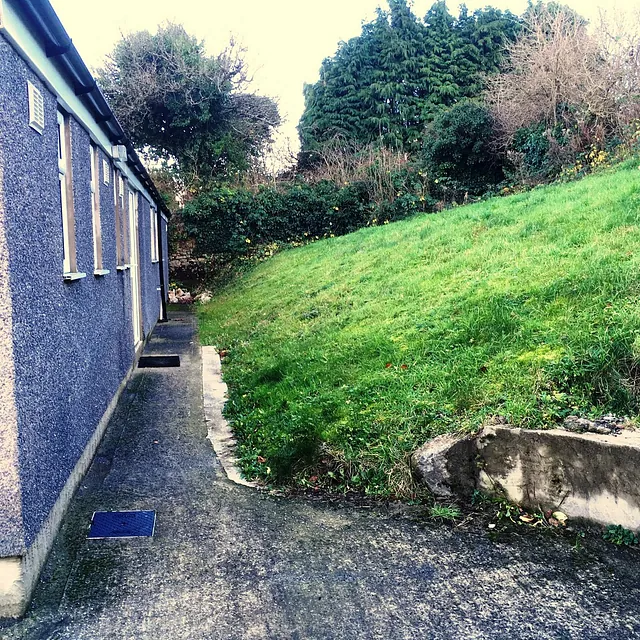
<box><xmin>138</xmin><ymin>355</ymin><xmax>180</xmax><ymax>368</ymax></box>
<box><xmin>88</xmin><ymin>510</ymin><xmax>156</xmax><ymax>539</ymax></box>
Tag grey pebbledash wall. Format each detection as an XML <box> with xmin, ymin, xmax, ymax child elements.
<box><xmin>0</xmin><ymin>33</ymin><xmax>162</xmax><ymax>552</ymax></box>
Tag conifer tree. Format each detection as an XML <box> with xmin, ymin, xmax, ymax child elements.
<box><xmin>298</xmin><ymin>0</ymin><xmax>521</xmax><ymax>158</ymax></box>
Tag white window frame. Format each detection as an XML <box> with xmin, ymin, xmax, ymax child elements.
<box><xmin>150</xmin><ymin>206</ymin><xmax>159</xmax><ymax>263</ymax></box>
<box><xmin>90</xmin><ymin>144</ymin><xmax>108</xmax><ymax>275</ymax></box>
<box><xmin>57</xmin><ymin>110</ymin><xmax>84</xmax><ymax>280</ymax></box>
<box><xmin>57</xmin><ymin>110</ymin><xmax>72</xmax><ymax>273</ymax></box>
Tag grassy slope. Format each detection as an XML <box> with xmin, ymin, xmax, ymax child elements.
<box><xmin>199</xmin><ymin>160</ymin><xmax>640</xmax><ymax>496</ymax></box>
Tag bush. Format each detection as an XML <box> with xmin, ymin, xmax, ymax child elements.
<box><xmin>422</xmin><ymin>102</ymin><xmax>505</xmax><ymax>199</ymax></box>
<box><xmin>180</xmin><ymin>175</ymin><xmax>433</xmax><ymax>261</ymax></box>
<box><xmin>181</xmin><ymin>187</ymin><xmax>254</xmax><ymax>255</ymax></box>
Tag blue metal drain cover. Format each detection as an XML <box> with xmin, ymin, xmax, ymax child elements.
<box><xmin>88</xmin><ymin>510</ymin><xmax>156</xmax><ymax>539</ymax></box>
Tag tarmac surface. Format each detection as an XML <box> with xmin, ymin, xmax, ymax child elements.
<box><xmin>3</xmin><ymin>311</ymin><xmax>640</xmax><ymax>639</ymax></box>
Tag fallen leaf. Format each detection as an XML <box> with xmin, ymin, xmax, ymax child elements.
<box><xmin>385</xmin><ymin>363</ymin><xmax>393</xmax><ymax>368</ymax></box>
<box><xmin>401</xmin><ymin>364</ymin><xmax>408</xmax><ymax>370</ymax></box>
<box><xmin>309</xmin><ymin>475</ymin><xmax>318</xmax><ymax>483</ymax></box>
<box><xmin>257</xmin><ymin>456</ymin><xmax>266</xmax><ymax>463</ymax></box>
<box><xmin>519</xmin><ymin>514</ymin><xmax>535</xmax><ymax>523</ymax></box>
<box><xmin>548</xmin><ymin>517</ymin><xmax>560</xmax><ymax>527</ymax></box>
<box><xmin>552</xmin><ymin>511</ymin><xmax>568</xmax><ymax>525</ymax></box>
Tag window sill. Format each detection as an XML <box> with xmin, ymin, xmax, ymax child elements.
<box><xmin>151</xmin><ymin>259</ymin><xmax>160</xmax><ymax>264</ymax></box>
<box><xmin>116</xmin><ymin>265</ymin><xmax>130</xmax><ymax>271</ymax></box>
<box><xmin>94</xmin><ymin>269</ymin><xmax>110</xmax><ymax>277</ymax></box>
<box><xmin>63</xmin><ymin>271</ymin><xmax>87</xmax><ymax>281</ymax></box>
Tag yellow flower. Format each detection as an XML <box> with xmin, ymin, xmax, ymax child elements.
<box><xmin>245</xmin><ymin>238</ymin><xmax>251</xmax><ymax>244</ymax></box>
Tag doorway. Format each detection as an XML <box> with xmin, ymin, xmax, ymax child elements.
<box><xmin>129</xmin><ymin>190</ymin><xmax>143</xmax><ymax>347</ymax></box>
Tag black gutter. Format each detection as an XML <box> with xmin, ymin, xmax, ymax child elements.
<box><xmin>12</xmin><ymin>0</ymin><xmax>171</xmax><ymax>219</ymax></box>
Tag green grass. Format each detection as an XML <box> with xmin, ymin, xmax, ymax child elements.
<box><xmin>198</xmin><ymin>159</ymin><xmax>640</xmax><ymax>496</ymax></box>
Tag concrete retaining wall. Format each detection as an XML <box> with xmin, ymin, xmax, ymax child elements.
<box><xmin>413</xmin><ymin>425</ymin><xmax>640</xmax><ymax>530</ymax></box>
<box><xmin>477</xmin><ymin>426</ymin><xmax>640</xmax><ymax>530</ymax></box>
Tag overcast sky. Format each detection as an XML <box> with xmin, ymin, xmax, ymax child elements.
<box><xmin>50</xmin><ymin>0</ymin><xmax>638</xmax><ymax>158</ymax></box>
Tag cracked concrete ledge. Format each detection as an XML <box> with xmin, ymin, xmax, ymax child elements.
<box><xmin>201</xmin><ymin>346</ymin><xmax>258</xmax><ymax>488</ymax></box>
<box><xmin>413</xmin><ymin>425</ymin><xmax>640</xmax><ymax>530</ymax></box>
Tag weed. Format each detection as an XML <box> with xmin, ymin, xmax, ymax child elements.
<box><xmin>429</xmin><ymin>504</ymin><xmax>462</xmax><ymax>521</ymax></box>
<box><xmin>603</xmin><ymin>525</ymin><xmax>639</xmax><ymax>547</ymax></box>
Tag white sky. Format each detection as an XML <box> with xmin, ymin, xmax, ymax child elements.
<box><xmin>50</xmin><ymin>0</ymin><xmax>638</xmax><ymax>160</ymax></box>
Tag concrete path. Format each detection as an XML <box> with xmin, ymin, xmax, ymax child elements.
<box><xmin>3</xmin><ymin>312</ymin><xmax>640</xmax><ymax>639</ymax></box>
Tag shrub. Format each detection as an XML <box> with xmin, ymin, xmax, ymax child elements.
<box><xmin>603</xmin><ymin>525</ymin><xmax>639</xmax><ymax>547</ymax></box>
<box><xmin>422</xmin><ymin>102</ymin><xmax>505</xmax><ymax>199</ymax></box>
<box><xmin>181</xmin><ymin>187</ymin><xmax>253</xmax><ymax>255</ymax></box>
<box><xmin>180</xmin><ymin>172</ymin><xmax>432</xmax><ymax>262</ymax></box>
<box><xmin>487</xmin><ymin>5</ymin><xmax>640</xmax><ymax>184</ymax></box>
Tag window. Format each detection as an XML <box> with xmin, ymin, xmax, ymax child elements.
<box><xmin>122</xmin><ymin>178</ymin><xmax>130</xmax><ymax>265</ymax></box>
<box><xmin>150</xmin><ymin>207</ymin><xmax>159</xmax><ymax>262</ymax></box>
<box><xmin>90</xmin><ymin>145</ymin><xmax>107</xmax><ymax>275</ymax></box>
<box><xmin>114</xmin><ymin>170</ymin><xmax>130</xmax><ymax>269</ymax></box>
<box><xmin>28</xmin><ymin>81</ymin><xmax>44</xmax><ymax>134</ymax></box>
<box><xmin>57</xmin><ymin>110</ymin><xmax>81</xmax><ymax>278</ymax></box>
<box><xmin>114</xmin><ymin>169</ymin><xmax>123</xmax><ymax>267</ymax></box>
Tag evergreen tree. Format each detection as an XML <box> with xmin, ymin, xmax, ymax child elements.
<box><xmin>298</xmin><ymin>0</ymin><xmax>521</xmax><ymax>158</ymax></box>
<box><xmin>372</xmin><ymin>0</ymin><xmax>429</xmax><ymax>149</ymax></box>
<box><xmin>421</xmin><ymin>1</ymin><xmax>466</xmax><ymax>111</ymax></box>
<box><xmin>299</xmin><ymin>13</ymin><xmax>389</xmax><ymax>154</ymax></box>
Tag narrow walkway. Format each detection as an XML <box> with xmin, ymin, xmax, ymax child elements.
<box><xmin>3</xmin><ymin>312</ymin><xmax>640</xmax><ymax>639</ymax></box>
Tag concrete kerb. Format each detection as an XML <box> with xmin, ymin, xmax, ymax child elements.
<box><xmin>201</xmin><ymin>346</ymin><xmax>258</xmax><ymax>489</ymax></box>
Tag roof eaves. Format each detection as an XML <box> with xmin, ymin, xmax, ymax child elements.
<box><xmin>13</xmin><ymin>0</ymin><xmax>171</xmax><ymax>217</ymax></box>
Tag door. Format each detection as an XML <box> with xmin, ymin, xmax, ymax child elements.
<box><xmin>129</xmin><ymin>190</ymin><xmax>143</xmax><ymax>347</ymax></box>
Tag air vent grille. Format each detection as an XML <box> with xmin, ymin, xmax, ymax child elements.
<box><xmin>27</xmin><ymin>81</ymin><xmax>45</xmax><ymax>134</ymax></box>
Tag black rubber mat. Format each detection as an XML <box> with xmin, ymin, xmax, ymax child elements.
<box><xmin>87</xmin><ymin>510</ymin><xmax>156</xmax><ymax>539</ymax></box>
<box><xmin>138</xmin><ymin>355</ymin><xmax>180</xmax><ymax>368</ymax></box>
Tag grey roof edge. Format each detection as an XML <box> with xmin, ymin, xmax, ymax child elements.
<box><xmin>12</xmin><ymin>0</ymin><xmax>171</xmax><ymax>217</ymax></box>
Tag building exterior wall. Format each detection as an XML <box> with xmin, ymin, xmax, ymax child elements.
<box><xmin>0</xmin><ymin>135</ymin><xmax>24</xmax><ymax>561</ymax></box>
<box><xmin>0</xmin><ymin>31</ymin><xmax>163</xmax><ymax>555</ymax></box>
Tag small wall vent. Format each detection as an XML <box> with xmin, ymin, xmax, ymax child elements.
<box><xmin>111</xmin><ymin>144</ymin><xmax>127</xmax><ymax>162</ymax></box>
<box><xmin>102</xmin><ymin>159</ymin><xmax>110</xmax><ymax>184</ymax></box>
<box><xmin>27</xmin><ymin>81</ymin><xmax>45</xmax><ymax>134</ymax></box>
